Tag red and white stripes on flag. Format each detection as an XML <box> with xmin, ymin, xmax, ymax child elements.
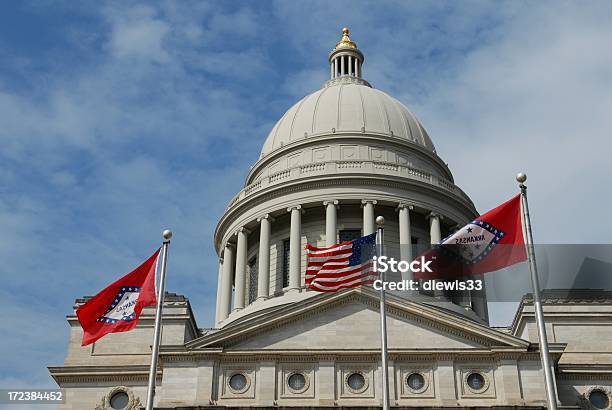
<box><xmin>306</xmin><ymin>233</ymin><xmax>378</xmax><ymax>292</ymax></box>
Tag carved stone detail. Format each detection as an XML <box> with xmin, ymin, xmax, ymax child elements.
<box><xmin>95</xmin><ymin>386</ymin><xmax>142</xmax><ymax>410</ymax></box>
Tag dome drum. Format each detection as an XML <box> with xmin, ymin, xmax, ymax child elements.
<box><xmin>215</xmin><ymin>198</ymin><xmax>487</xmax><ymax>327</ymax></box>
<box><xmin>249</xmin><ymin>135</ymin><xmax>453</xmax><ymax>186</ymax></box>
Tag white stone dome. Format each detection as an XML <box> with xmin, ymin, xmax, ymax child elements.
<box><xmin>261</xmin><ymin>79</ymin><xmax>436</xmax><ymax>157</ymax></box>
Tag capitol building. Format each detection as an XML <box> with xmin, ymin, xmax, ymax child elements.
<box><xmin>50</xmin><ymin>29</ymin><xmax>612</xmax><ymax>409</ymax></box>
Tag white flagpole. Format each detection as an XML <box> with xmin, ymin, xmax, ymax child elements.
<box><xmin>517</xmin><ymin>173</ymin><xmax>558</xmax><ymax>410</ymax></box>
<box><xmin>375</xmin><ymin>216</ymin><xmax>390</xmax><ymax>410</ymax></box>
<box><xmin>145</xmin><ymin>229</ymin><xmax>172</xmax><ymax>410</ymax></box>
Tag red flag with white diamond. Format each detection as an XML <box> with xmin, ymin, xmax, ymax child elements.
<box><xmin>415</xmin><ymin>194</ymin><xmax>527</xmax><ymax>278</ymax></box>
<box><xmin>76</xmin><ymin>249</ymin><xmax>160</xmax><ymax>346</ymax></box>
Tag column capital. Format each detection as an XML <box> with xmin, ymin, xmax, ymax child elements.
<box><xmin>235</xmin><ymin>226</ymin><xmax>251</xmax><ymax>236</ymax></box>
<box><xmin>396</xmin><ymin>202</ymin><xmax>414</xmax><ymax>211</ymax></box>
<box><xmin>361</xmin><ymin>199</ymin><xmax>377</xmax><ymax>206</ymax></box>
<box><xmin>287</xmin><ymin>204</ymin><xmax>303</xmax><ymax>213</ymax></box>
<box><xmin>427</xmin><ymin>211</ymin><xmax>443</xmax><ymax>220</ymax></box>
<box><xmin>323</xmin><ymin>199</ymin><xmax>339</xmax><ymax>207</ymax></box>
<box><xmin>224</xmin><ymin>242</ymin><xmax>236</xmax><ymax>250</ymax></box>
<box><xmin>257</xmin><ymin>214</ymin><xmax>275</xmax><ymax>223</ymax></box>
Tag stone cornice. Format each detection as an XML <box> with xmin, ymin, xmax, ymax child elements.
<box><xmin>510</xmin><ymin>289</ymin><xmax>612</xmax><ymax>336</ymax></box>
<box><xmin>159</xmin><ymin>348</ymin><xmax>545</xmax><ymax>364</ymax></box>
<box><xmin>48</xmin><ymin>365</ymin><xmax>161</xmax><ymax>385</ymax></box>
<box><xmin>215</xmin><ymin>174</ymin><xmax>477</xmax><ymax>251</ymax></box>
<box><xmin>558</xmin><ymin>363</ymin><xmax>612</xmax><ymax>374</ymax></box>
<box><xmin>185</xmin><ymin>288</ymin><xmax>528</xmax><ymax>351</ymax></box>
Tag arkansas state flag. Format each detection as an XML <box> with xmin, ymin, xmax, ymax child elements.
<box><xmin>415</xmin><ymin>194</ymin><xmax>527</xmax><ymax>279</ymax></box>
<box><xmin>76</xmin><ymin>249</ymin><xmax>160</xmax><ymax>346</ymax></box>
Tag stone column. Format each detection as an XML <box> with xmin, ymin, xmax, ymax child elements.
<box><xmin>428</xmin><ymin>212</ymin><xmax>442</xmax><ymax>244</ymax></box>
<box><xmin>349</xmin><ymin>55</ymin><xmax>353</xmax><ymax>75</ymax></box>
<box><xmin>334</xmin><ymin>58</ymin><xmax>338</xmax><ymax>78</ymax></box>
<box><xmin>215</xmin><ymin>257</ymin><xmax>223</xmax><ymax>324</ymax></box>
<box><xmin>257</xmin><ymin>214</ymin><xmax>273</xmax><ymax>300</ymax></box>
<box><xmin>324</xmin><ymin>200</ymin><xmax>338</xmax><ymax>247</ymax></box>
<box><xmin>233</xmin><ymin>227</ymin><xmax>249</xmax><ymax>311</ymax></box>
<box><xmin>330</xmin><ymin>60</ymin><xmax>334</xmax><ymax>79</ymax></box>
<box><xmin>288</xmin><ymin>205</ymin><xmax>302</xmax><ymax>291</ymax></box>
<box><xmin>428</xmin><ymin>212</ymin><xmax>443</xmax><ymax>297</ymax></box>
<box><xmin>341</xmin><ymin>55</ymin><xmax>345</xmax><ymax>75</ymax></box>
<box><xmin>219</xmin><ymin>242</ymin><xmax>235</xmax><ymax>321</ymax></box>
<box><xmin>397</xmin><ymin>203</ymin><xmax>414</xmax><ymax>281</ymax></box>
<box><xmin>362</xmin><ymin>199</ymin><xmax>377</xmax><ymax>235</ymax></box>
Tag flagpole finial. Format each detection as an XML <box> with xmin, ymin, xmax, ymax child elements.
<box><xmin>376</xmin><ymin>216</ymin><xmax>385</xmax><ymax>226</ymax></box>
<box><xmin>516</xmin><ymin>172</ymin><xmax>527</xmax><ymax>184</ymax></box>
<box><xmin>162</xmin><ymin>229</ymin><xmax>173</xmax><ymax>241</ymax></box>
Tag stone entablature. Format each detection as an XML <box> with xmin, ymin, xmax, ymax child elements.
<box><xmin>217</xmin><ymin>178</ymin><xmax>475</xmax><ymax>253</ymax></box>
<box><xmin>154</xmin><ymin>353</ymin><xmax>550</xmax><ymax>408</ymax></box>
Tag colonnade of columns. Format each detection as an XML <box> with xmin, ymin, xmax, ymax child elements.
<box><xmin>215</xmin><ymin>200</ymin><xmax>446</xmax><ymax>324</ymax></box>
<box><xmin>331</xmin><ymin>54</ymin><xmax>361</xmax><ymax>78</ymax></box>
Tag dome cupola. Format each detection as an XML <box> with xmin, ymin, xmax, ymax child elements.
<box><xmin>329</xmin><ymin>28</ymin><xmax>364</xmax><ymax>80</ymax></box>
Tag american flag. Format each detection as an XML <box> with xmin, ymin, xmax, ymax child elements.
<box><xmin>306</xmin><ymin>233</ymin><xmax>377</xmax><ymax>292</ymax></box>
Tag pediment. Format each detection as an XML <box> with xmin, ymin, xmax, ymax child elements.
<box><xmin>186</xmin><ymin>289</ymin><xmax>528</xmax><ymax>352</ymax></box>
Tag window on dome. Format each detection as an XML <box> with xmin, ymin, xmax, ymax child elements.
<box><xmin>411</xmin><ymin>236</ymin><xmax>420</xmax><ymax>258</ymax></box>
<box><xmin>282</xmin><ymin>239</ymin><xmax>290</xmax><ymax>288</ymax></box>
<box><xmin>339</xmin><ymin>229</ymin><xmax>361</xmax><ymax>243</ymax></box>
<box><xmin>248</xmin><ymin>256</ymin><xmax>257</xmax><ymax>304</ymax></box>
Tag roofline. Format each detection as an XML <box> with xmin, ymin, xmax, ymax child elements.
<box><xmin>510</xmin><ymin>288</ymin><xmax>612</xmax><ymax>335</ymax></box>
<box><xmin>186</xmin><ymin>287</ymin><xmax>528</xmax><ymax>350</ymax></box>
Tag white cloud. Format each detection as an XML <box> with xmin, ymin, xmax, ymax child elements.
<box><xmin>107</xmin><ymin>5</ymin><xmax>171</xmax><ymax>63</ymax></box>
<box><xmin>414</xmin><ymin>3</ymin><xmax>612</xmax><ymax>243</ymax></box>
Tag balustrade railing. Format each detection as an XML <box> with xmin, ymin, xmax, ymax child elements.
<box><xmin>226</xmin><ymin>160</ymin><xmax>470</xmax><ymax>210</ymax></box>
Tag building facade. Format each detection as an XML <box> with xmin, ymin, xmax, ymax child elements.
<box><xmin>50</xmin><ymin>29</ymin><xmax>612</xmax><ymax>409</ymax></box>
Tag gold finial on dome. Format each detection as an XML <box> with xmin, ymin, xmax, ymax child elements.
<box><xmin>335</xmin><ymin>27</ymin><xmax>357</xmax><ymax>49</ymax></box>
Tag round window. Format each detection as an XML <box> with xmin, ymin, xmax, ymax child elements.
<box><xmin>109</xmin><ymin>391</ymin><xmax>129</xmax><ymax>410</ymax></box>
<box><xmin>589</xmin><ymin>390</ymin><xmax>610</xmax><ymax>409</ymax></box>
<box><xmin>229</xmin><ymin>373</ymin><xmax>247</xmax><ymax>391</ymax></box>
<box><xmin>347</xmin><ymin>372</ymin><xmax>366</xmax><ymax>391</ymax></box>
<box><xmin>406</xmin><ymin>373</ymin><xmax>425</xmax><ymax>391</ymax></box>
<box><xmin>287</xmin><ymin>373</ymin><xmax>306</xmax><ymax>391</ymax></box>
<box><xmin>466</xmin><ymin>372</ymin><xmax>486</xmax><ymax>391</ymax></box>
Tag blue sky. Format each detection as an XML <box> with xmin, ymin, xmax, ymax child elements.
<box><xmin>2</xmin><ymin>0</ymin><xmax>612</xmax><ymax>392</ymax></box>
